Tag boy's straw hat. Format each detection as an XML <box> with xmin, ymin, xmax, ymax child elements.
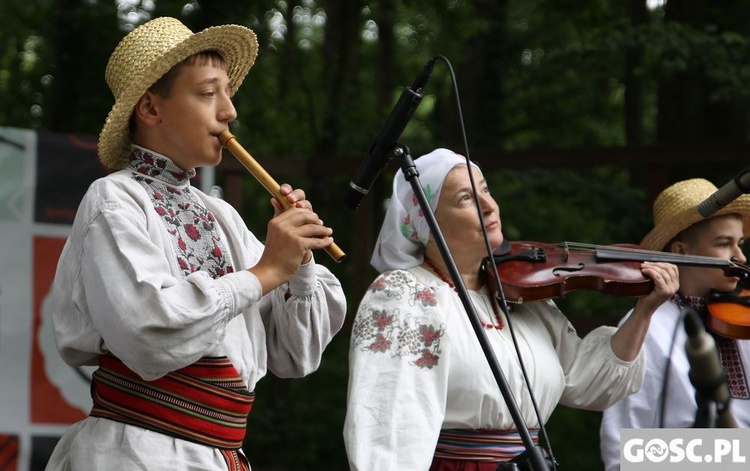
<box><xmin>98</xmin><ymin>16</ymin><xmax>258</xmax><ymax>170</ymax></box>
<box><xmin>640</xmin><ymin>178</ymin><xmax>750</xmax><ymax>251</ymax></box>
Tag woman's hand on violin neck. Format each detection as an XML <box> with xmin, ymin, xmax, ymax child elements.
<box><xmin>637</xmin><ymin>261</ymin><xmax>680</xmax><ymax>313</ymax></box>
<box><xmin>611</xmin><ymin>262</ymin><xmax>679</xmax><ymax>362</ymax></box>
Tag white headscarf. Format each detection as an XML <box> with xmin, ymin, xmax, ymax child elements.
<box><xmin>371</xmin><ymin>148</ymin><xmax>479</xmax><ymax>272</ymax></box>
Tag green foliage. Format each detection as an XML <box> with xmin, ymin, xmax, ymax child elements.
<box><xmin>546</xmin><ymin>406</ymin><xmax>606</xmax><ymax>470</ymax></box>
<box><xmin>639</xmin><ymin>21</ymin><xmax>750</xmax><ymax>104</ymax></box>
<box><xmin>0</xmin><ymin>0</ymin><xmax>53</xmax><ymax>129</ymax></box>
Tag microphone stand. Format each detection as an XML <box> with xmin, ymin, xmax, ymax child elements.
<box><xmin>683</xmin><ymin>308</ymin><xmax>737</xmax><ymax>428</ymax></box>
<box><xmin>691</xmin><ymin>370</ymin><xmax>735</xmax><ymax>428</ymax></box>
<box><xmin>394</xmin><ymin>145</ymin><xmax>550</xmax><ymax>471</ymax></box>
<box><xmin>693</xmin><ymin>394</ymin><xmax>719</xmax><ymax>428</ymax></box>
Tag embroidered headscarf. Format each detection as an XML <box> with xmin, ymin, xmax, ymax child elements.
<box><xmin>371</xmin><ymin>148</ymin><xmax>479</xmax><ymax>272</ymax></box>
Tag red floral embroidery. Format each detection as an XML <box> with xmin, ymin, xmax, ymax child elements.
<box><xmin>415</xmin><ymin>349</ymin><xmax>439</xmax><ymax>369</ymax></box>
<box><xmin>129</xmin><ymin>147</ymin><xmax>233</xmax><ymax>279</ymax></box>
<box><xmin>419</xmin><ymin>325</ymin><xmax>441</xmax><ymax>347</ymax></box>
<box><xmin>351</xmin><ymin>271</ymin><xmax>444</xmax><ymax>369</ymax></box>
<box><xmin>370</xmin><ymin>278</ymin><xmax>387</xmax><ymax>292</ymax></box>
<box><xmin>369</xmin><ymin>334</ymin><xmax>392</xmax><ymax>353</ymax></box>
<box><xmin>414</xmin><ymin>288</ymin><xmax>437</xmax><ymax>306</ymax></box>
<box><xmin>372</xmin><ymin>310</ymin><xmax>393</xmax><ymax>331</ymax></box>
<box><xmin>184</xmin><ymin>224</ymin><xmax>201</xmax><ymax>241</ymax></box>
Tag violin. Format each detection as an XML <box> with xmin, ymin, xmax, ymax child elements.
<box><xmin>486</xmin><ymin>240</ymin><xmax>750</xmax><ymax>304</ymax></box>
<box><xmin>707</xmin><ymin>286</ymin><xmax>750</xmax><ymax>339</ymax></box>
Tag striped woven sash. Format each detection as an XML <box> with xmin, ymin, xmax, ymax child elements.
<box><xmin>90</xmin><ymin>354</ymin><xmax>254</xmax><ymax>450</ymax></box>
<box><xmin>434</xmin><ymin>429</ymin><xmax>539</xmax><ymax>462</ymax></box>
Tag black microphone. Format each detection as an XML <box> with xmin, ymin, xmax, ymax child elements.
<box><xmin>342</xmin><ymin>58</ymin><xmax>437</xmax><ymax>210</ymax></box>
<box><xmin>696</xmin><ymin>167</ymin><xmax>750</xmax><ymax>218</ymax></box>
<box><xmin>683</xmin><ymin>307</ymin><xmax>737</xmax><ymax>428</ymax></box>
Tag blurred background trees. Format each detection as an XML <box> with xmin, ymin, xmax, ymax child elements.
<box><xmin>4</xmin><ymin>0</ymin><xmax>750</xmax><ymax>469</ymax></box>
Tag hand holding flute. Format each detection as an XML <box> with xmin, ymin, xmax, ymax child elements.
<box><xmin>219</xmin><ymin>131</ymin><xmax>345</xmax><ymax>292</ymax></box>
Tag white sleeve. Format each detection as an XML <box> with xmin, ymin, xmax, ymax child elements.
<box><xmin>261</xmin><ymin>257</ymin><xmax>347</xmax><ymax>378</ymax></box>
<box><xmin>205</xmin><ymin>193</ymin><xmax>347</xmax><ymax>379</ymax></box>
<box><xmin>344</xmin><ymin>270</ymin><xmax>448</xmax><ymax>471</ymax></box>
<box><xmin>532</xmin><ymin>301</ymin><xmax>646</xmax><ymax>411</ymax></box>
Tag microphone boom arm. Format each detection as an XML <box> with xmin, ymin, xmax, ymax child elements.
<box><xmin>342</xmin><ymin>58</ymin><xmax>437</xmax><ymax>210</ymax></box>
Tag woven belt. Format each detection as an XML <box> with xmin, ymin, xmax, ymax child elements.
<box><xmin>434</xmin><ymin>429</ymin><xmax>539</xmax><ymax>462</ymax></box>
<box><xmin>90</xmin><ymin>354</ymin><xmax>254</xmax><ymax>449</ymax></box>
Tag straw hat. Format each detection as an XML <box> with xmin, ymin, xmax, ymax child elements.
<box><xmin>98</xmin><ymin>17</ymin><xmax>258</xmax><ymax>170</ymax></box>
<box><xmin>640</xmin><ymin>178</ymin><xmax>750</xmax><ymax>251</ymax></box>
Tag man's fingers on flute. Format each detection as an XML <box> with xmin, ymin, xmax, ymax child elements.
<box><xmin>271</xmin><ymin>196</ymin><xmax>313</xmax><ymax>214</ymax></box>
<box><xmin>305</xmin><ymin>234</ymin><xmax>335</xmax><ymax>250</ymax></box>
<box><xmin>277</xmin><ymin>185</ymin><xmax>306</xmax><ymax>203</ymax></box>
<box><xmin>273</xmin><ymin>207</ymin><xmax>322</xmax><ymax>224</ymax></box>
<box><xmin>298</xmin><ymin>224</ymin><xmax>333</xmax><ymax>239</ymax></box>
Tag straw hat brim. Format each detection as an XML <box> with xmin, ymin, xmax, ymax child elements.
<box><xmin>98</xmin><ymin>24</ymin><xmax>258</xmax><ymax>170</ymax></box>
<box><xmin>640</xmin><ymin>198</ymin><xmax>750</xmax><ymax>251</ymax></box>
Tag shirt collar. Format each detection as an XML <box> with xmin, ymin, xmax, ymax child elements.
<box><xmin>128</xmin><ymin>145</ymin><xmax>196</xmax><ymax>187</ymax></box>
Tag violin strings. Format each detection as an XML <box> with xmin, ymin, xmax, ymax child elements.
<box><xmin>557</xmin><ymin>241</ymin><xmax>734</xmax><ymax>267</ymax></box>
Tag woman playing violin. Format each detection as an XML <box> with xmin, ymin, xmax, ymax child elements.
<box><xmin>600</xmin><ymin>178</ymin><xmax>750</xmax><ymax>471</ymax></box>
<box><xmin>343</xmin><ymin>148</ymin><xmax>678</xmax><ymax>471</ymax></box>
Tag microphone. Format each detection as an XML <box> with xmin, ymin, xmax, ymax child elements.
<box><xmin>683</xmin><ymin>307</ymin><xmax>737</xmax><ymax>427</ymax></box>
<box><xmin>342</xmin><ymin>58</ymin><xmax>437</xmax><ymax>210</ymax></box>
<box><xmin>696</xmin><ymin>167</ymin><xmax>750</xmax><ymax>218</ymax></box>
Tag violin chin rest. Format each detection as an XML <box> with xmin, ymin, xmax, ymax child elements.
<box><xmin>494</xmin><ymin>239</ymin><xmax>512</xmax><ymax>256</ymax></box>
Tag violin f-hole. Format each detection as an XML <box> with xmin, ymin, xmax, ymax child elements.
<box><xmin>552</xmin><ymin>263</ymin><xmax>585</xmax><ymax>277</ymax></box>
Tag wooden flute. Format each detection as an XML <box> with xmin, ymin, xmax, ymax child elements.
<box><xmin>219</xmin><ymin>130</ymin><xmax>346</xmax><ymax>263</ymax></box>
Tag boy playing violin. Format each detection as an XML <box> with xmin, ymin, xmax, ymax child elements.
<box><xmin>600</xmin><ymin>178</ymin><xmax>750</xmax><ymax>471</ymax></box>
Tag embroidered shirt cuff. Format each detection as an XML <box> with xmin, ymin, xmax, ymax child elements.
<box><xmin>288</xmin><ymin>256</ymin><xmax>316</xmax><ymax>296</ymax></box>
<box><xmin>216</xmin><ymin>269</ymin><xmax>263</xmax><ymax>316</ymax></box>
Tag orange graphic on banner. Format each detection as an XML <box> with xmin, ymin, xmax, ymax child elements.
<box><xmin>31</xmin><ymin>236</ymin><xmax>87</xmax><ymax>424</ymax></box>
